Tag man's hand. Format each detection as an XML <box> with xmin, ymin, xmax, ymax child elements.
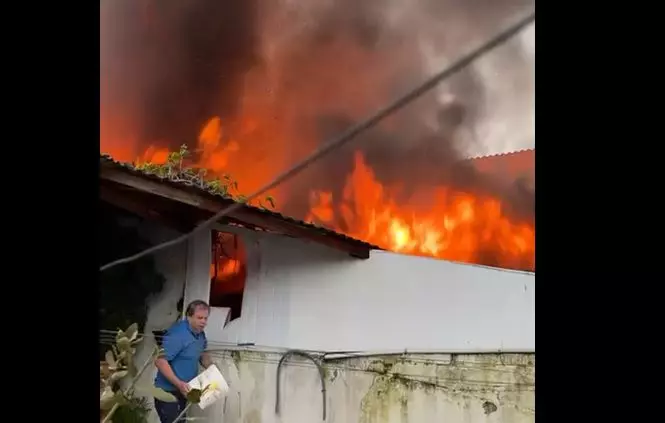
<box><xmin>176</xmin><ymin>380</ymin><xmax>191</xmax><ymax>397</ymax></box>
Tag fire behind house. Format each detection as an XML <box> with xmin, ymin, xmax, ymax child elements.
<box><xmin>100</xmin><ymin>0</ymin><xmax>535</xmax><ymax>271</ymax></box>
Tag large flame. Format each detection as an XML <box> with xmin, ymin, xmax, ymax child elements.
<box><xmin>307</xmin><ymin>151</ymin><xmax>534</xmax><ymax>271</ymax></box>
<box><xmin>103</xmin><ymin>116</ymin><xmax>534</xmax><ymax>272</ymax></box>
<box><xmin>210</xmin><ymin>231</ymin><xmax>246</xmax><ymax>294</ymax></box>
<box><xmin>100</xmin><ymin>0</ymin><xmax>535</xmax><ymax>272</ymax></box>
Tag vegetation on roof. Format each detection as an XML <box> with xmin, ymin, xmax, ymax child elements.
<box><xmin>131</xmin><ymin>144</ymin><xmax>276</xmax><ymax>210</ymax></box>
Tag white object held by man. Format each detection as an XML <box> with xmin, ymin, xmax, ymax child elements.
<box><xmin>187</xmin><ymin>364</ymin><xmax>230</xmax><ymax>410</ymax></box>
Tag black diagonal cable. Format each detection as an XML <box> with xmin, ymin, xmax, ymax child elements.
<box><xmin>100</xmin><ymin>12</ymin><xmax>535</xmax><ymax>272</ymax></box>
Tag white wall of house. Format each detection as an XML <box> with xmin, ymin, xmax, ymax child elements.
<box><xmin>186</xmin><ymin>225</ymin><xmax>535</xmax><ymax>353</ymax></box>
<box><xmin>188</xmin><ymin>349</ymin><xmax>535</xmax><ymax>423</ymax></box>
<box><xmin>113</xmin><ymin>219</ymin><xmax>534</xmax><ymax>423</ymax></box>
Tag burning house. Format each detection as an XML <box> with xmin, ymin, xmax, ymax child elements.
<box><xmin>100</xmin><ymin>151</ymin><xmax>534</xmax><ymax>423</ymax></box>
<box><xmin>100</xmin><ymin>0</ymin><xmax>534</xmax><ymax>421</ymax></box>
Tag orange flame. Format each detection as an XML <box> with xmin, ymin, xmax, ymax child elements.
<box><xmin>210</xmin><ymin>258</ymin><xmax>241</xmax><ymax>280</ymax></box>
<box><xmin>100</xmin><ymin>0</ymin><xmax>535</xmax><ymax>271</ymax></box>
<box><xmin>103</xmin><ymin>116</ymin><xmax>534</xmax><ymax>272</ymax></box>
<box><xmin>142</xmin><ymin>146</ymin><xmax>169</xmax><ymax>165</ymax></box>
<box><xmin>307</xmin><ymin>152</ymin><xmax>534</xmax><ymax>271</ymax></box>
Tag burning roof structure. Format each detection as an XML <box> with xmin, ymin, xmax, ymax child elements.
<box><xmin>100</xmin><ymin>0</ymin><xmax>535</xmax><ymax>271</ymax></box>
<box><xmin>100</xmin><ymin>154</ymin><xmax>378</xmax><ymax>259</ymax></box>
<box><xmin>100</xmin><ymin>145</ymin><xmax>534</xmax><ymax>270</ymax></box>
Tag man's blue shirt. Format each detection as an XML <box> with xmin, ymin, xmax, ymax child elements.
<box><xmin>155</xmin><ymin>319</ymin><xmax>207</xmax><ymax>392</ymax></box>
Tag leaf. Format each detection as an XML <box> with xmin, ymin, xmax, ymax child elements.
<box><xmin>114</xmin><ymin>391</ymin><xmax>129</xmax><ymax>406</ymax></box>
<box><xmin>125</xmin><ymin>323</ymin><xmax>139</xmax><ymax>341</ymax></box>
<box><xmin>117</xmin><ymin>337</ymin><xmax>131</xmax><ymax>351</ymax></box>
<box><xmin>100</xmin><ymin>387</ymin><xmax>117</xmax><ymax>410</ymax></box>
<box><xmin>135</xmin><ymin>386</ymin><xmax>179</xmax><ymax>403</ymax></box>
<box><xmin>109</xmin><ymin>370</ymin><xmax>128</xmax><ymax>384</ymax></box>
<box><xmin>105</xmin><ymin>350</ymin><xmax>116</xmax><ymax>367</ymax></box>
<box><xmin>152</xmin><ymin>346</ymin><xmax>166</xmax><ymax>359</ymax></box>
<box><xmin>126</xmin><ymin>355</ymin><xmax>137</xmax><ymax>377</ymax></box>
<box><xmin>131</xmin><ymin>337</ymin><xmax>144</xmax><ymax>346</ymax></box>
<box><xmin>100</xmin><ymin>362</ymin><xmax>111</xmax><ymax>379</ymax></box>
<box><xmin>186</xmin><ymin>388</ymin><xmax>203</xmax><ymax>404</ymax></box>
<box><xmin>115</xmin><ymin>329</ymin><xmax>126</xmax><ymax>343</ymax></box>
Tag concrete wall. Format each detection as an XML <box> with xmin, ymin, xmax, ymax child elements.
<box><xmin>188</xmin><ymin>349</ymin><xmax>535</xmax><ymax>423</ymax></box>
<box><xmin>193</xmin><ymin>225</ymin><xmax>535</xmax><ymax>353</ymax></box>
<box><xmin>107</xmin><ymin>220</ymin><xmax>535</xmax><ymax>422</ymax></box>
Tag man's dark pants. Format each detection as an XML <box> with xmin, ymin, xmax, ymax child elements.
<box><xmin>154</xmin><ymin>391</ymin><xmax>187</xmax><ymax>423</ymax></box>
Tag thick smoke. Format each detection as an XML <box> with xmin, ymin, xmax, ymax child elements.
<box><xmin>100</xmin><ymin>0</ymin><xmax>534</xmax><ymax>221</ymax></box>
<box><xmin>100</xmin><ymin>0</ymin><xmax>260</xmax><ymax>151</ymax></box>
<box><xmin>256</xmin><ymin>0</ymin><xmax>535</xmax><ymax>220</ymax></box>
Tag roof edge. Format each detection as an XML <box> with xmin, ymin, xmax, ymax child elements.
<box><xmin>465</xmin><ymin>148</ymin><xmax>535</xmax><ymax>161</ymax></box>
<box><xmin>99</xmin><ymin>155</ymin><xmax>380</xmax><ymax>255</ymax></box>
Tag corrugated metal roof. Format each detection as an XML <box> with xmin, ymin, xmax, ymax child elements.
<box><xmin>99</xmin><ymin>155</ymin><xmax>379</xmax><ymax>252</ymax></box>
<box><xmin>466</xmin><ymin>148</ymin><xmax>534</xmax><ymax>186</ymax></box>
<box><xmin>465</xmin><ymin>147</ymin><xmax>535</xmax><ymax>161</ymax></box>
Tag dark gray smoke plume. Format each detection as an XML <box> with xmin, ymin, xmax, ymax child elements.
<box><xmin>101</xmin><ymin>0</ymin><xmax>260</xmax><ymax>148</ymax></box>
<box><xmin>260</xmin><ymin>0</ymin><xmax>535</xmax><ymax>221</ymax></box>
<box><xmin>100</xmin><ymin>0</ymin><xmax>534</xmax><ymax>222</ymax></box>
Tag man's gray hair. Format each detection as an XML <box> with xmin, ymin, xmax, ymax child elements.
<box><xmin>185</xmin><ymin>300</ymin><xmax>210</xmax><ymax>316</ymax></box>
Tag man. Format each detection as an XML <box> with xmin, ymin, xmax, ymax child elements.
<box><xmin>154</xmin><ymin>300</ymin><xmax>213</xmax><ymax>423</ymax></box>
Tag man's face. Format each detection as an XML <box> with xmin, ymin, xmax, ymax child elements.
<box><xmin>187</xmin><ymin>306</ymin><xmax>209</xmax><ymax>333</ymax></box>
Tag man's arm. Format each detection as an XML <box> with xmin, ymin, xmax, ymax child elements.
<box><xmin>155</xmin><ymin>358</ymin><xmax>186</xmax><ymax>388</ymax></box>
<box><xmin>155</xmin><ymin>332</ymin><xmax>189</xmax><ymax>394</ymax></box>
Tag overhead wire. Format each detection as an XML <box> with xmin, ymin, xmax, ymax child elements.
<box><xmin>99</xmin><ymin>11</ymin><xmax>535</xmax><ymax>273</ymax></box>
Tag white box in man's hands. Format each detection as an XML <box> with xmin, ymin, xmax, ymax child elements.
<box><xmin>187</xmin><ymin>364</ymin><xmax>230</xmax><ymax>410</ymax></box>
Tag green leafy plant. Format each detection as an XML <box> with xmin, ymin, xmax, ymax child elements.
<box><xmin>185</xmin><ymin>382</ymin><xmax>217</xmax><ymax>403</ymax></box>
<box><xmin>112</xmin><ymin>397</ymin><xmax>152</xmax><ymax>423</ymax></box>
<box><xmin>134</xmin><ymin>144</ymin><xmax>276</xmax><ymax>210</ymax></box>
<box><xmin>100</xmin><ymin>323</ymin><xmax>177</xmax><ymax>423</ymax></box>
